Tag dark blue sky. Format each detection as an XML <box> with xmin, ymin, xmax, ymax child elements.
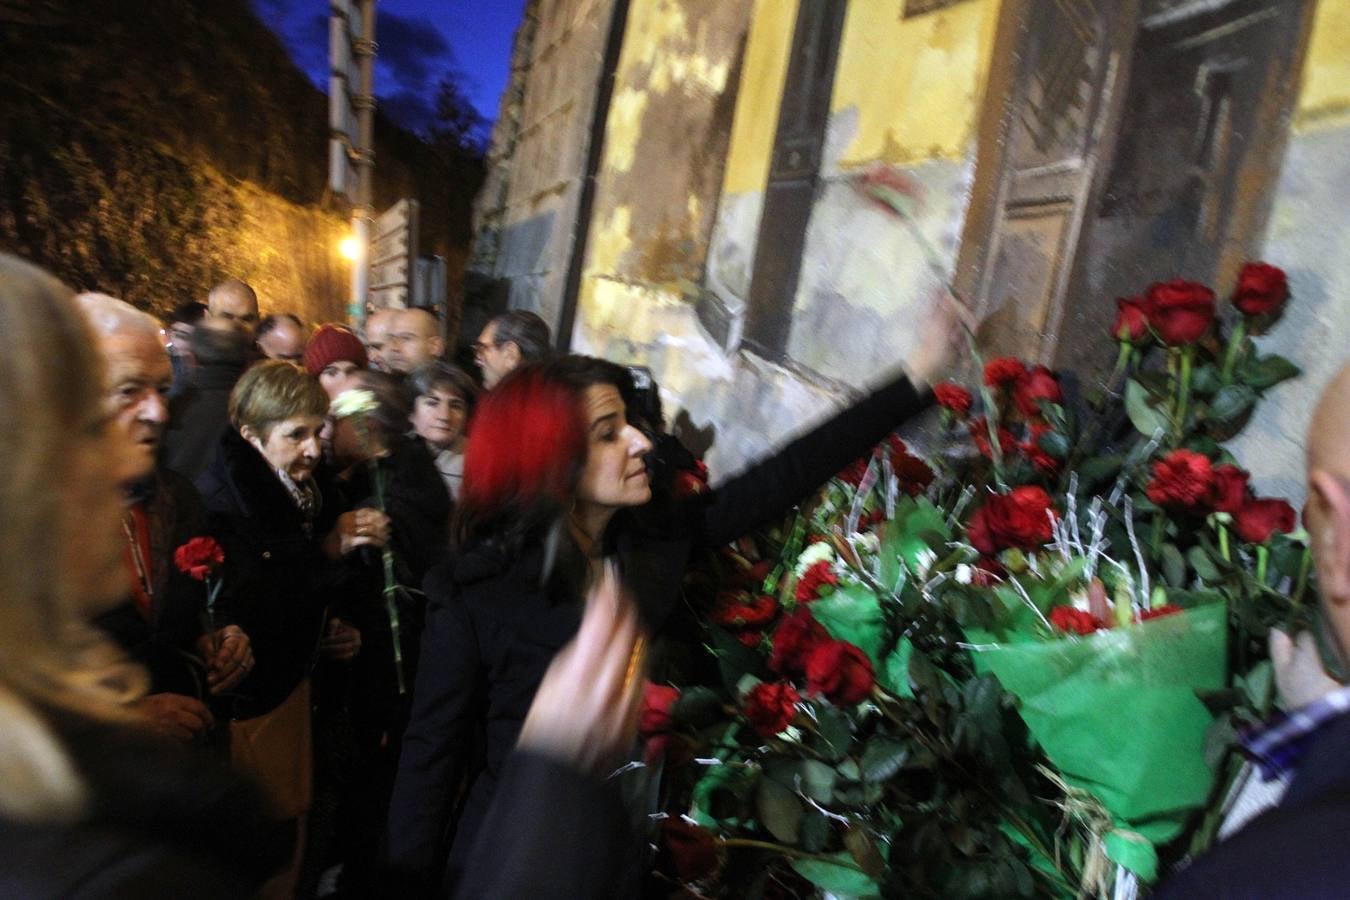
<box><xmin>251</xmin><ymin>0</ymin><xmax>526</xmax><ymax>140</ymax></box>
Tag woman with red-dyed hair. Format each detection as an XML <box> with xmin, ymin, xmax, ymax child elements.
<box><xmin>388</xmin><ymin>310</ymin><xmax>963</xmax><ymax>890</ymax></box>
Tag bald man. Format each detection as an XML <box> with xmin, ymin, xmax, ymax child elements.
<box><xmin>207</xmin><ymin>277</ymin><xmax>261</xmax><ymax>336</ymax></box>
<box><xmin>384</xmin><ymin>307</ymin><xmax>445</xmax><ymax>375</ymax></box>
<box><xmin>1158</xmin><ymin>362</ymin><xmax>1350</xmax><ymax>898</ymax></box>
<box><xmin>257</xmin><ymin>313</ymin><xmax>306</xmax><ymax>362</ymax></box>
<box><xmin>365</xmin><ymin>307</ymin><xmax>399</xmax><ymax>373</ymax></box>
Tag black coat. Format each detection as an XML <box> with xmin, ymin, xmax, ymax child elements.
<box><xmin>196</xmin><ymin>429</ymin><xmax>342</xmax><ymax>720</ymax></box>
<box><xmin>95</xmin><ymin>469</ymin><xmax>220</xmax><ymax>698</ymax></box>
<box><xmin>385</xmin><ymin>371</ymin><xmax>929</xmax><ymax>890</ymax></box>
<box><xmin>0</xmin><ymin>706</ymin><xmax>287</xmax><ymax>898</ymax></box>
<box><xmin>163</xmin><ymin>355</ymin><xmax>247</xmax><ymax>483</ymax></box>
<box><xmin>1156</xmin><ymin>712</ymin><xmax>1350</xmax><ymax>899</ymax></box>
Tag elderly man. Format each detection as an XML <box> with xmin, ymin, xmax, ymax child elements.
<box><xmin>207</xmin><ymin>277</ymin><xmax>261</xmax><ymax>336</ymax></box>
<box><xmin>365</xmin><ymin>307</ymin><xmax>399</xmax><ymax>373</ymax></box>
<box><xmin>77</xmin><ymin>293</ymin><xmax>254</xmax><ymax>743</ymax></box>
<box><xmin>1158</xmin><ymin>362</ymin><xmax>1350</xmax><ymax>897</ymax></box>
<box><xmin>384</xmin><ymin>307</ymin><xmax>445</xmax><ymax>375</ymax></box>
<box><xmin>473</xmin><ymin>309</ymin><xmax>551</xmax><ymax>389</ymax></box>
<box><xmin>256</xmin><ymin>312</ymin><xmax>306</xmax><ymax>362</ymax></box>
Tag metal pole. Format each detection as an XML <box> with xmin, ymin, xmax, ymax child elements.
<box><xmin>349</xmin><ymin>0</ymin><xmax>377</xmax><ymax>329</ymax></box>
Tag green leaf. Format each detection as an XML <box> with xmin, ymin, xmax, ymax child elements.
<box><xmin>799</xmin><ymin>759</ymin><xmax>838</xmax><ymax>803</ymax></box>
<box><xmin>800</xmin><ymin>810</ymin><xmax>832</xmax><ymax>852</ymax></box>
<box><xmin>1125</xmin><ymin>379</ymin><xmax>1169</xmax><ymax>437</ymax></box>
<box><xmin>879</xmin><ymin>637</ymin><xmax>915</xmax><ymax>698</ymax></box>
<box><xmin>812</xmin><ymin>583</ymin><xmax>886</xmax><ymax>665</ymax></box>
<box><xmin>1239</xmin><ymin>353</ymin><xmax>1301</xmax><ymax>391</ymax></box>
<box><xmin>860</xmin><ymin>736</ymin><xmax>910</xmax><ymax>782</ymax></box>
<box><xmin>1036</xmin><ymin>428</ymin><xmax>1070</xmax><ymax>460</ymax></box>
<box><xmin>1161</xmin><ymin>543</ymin><xmax>1186</xmax><ymax>588</ymax></box>
<box><xmin>1133</xmin><ymin>370</ymin><xmax>1173</xmax><ymax>397</ymax></box>
<box><xmin>791</xmin><ymin>853</ymin><xmax>879</xmax><ymax>899</ymax></box>
<box><xmin>1207</xmin><ymin>384</ymin><xmax>1257</xmax><ymax>438</ymax></box>
<box><xmin>1077</xmin><ymin>455</ymin><xmax>1124</xmax><ymax>491</ymax></box>
<box><xmin>813</xmin><ymin>703</ymin><xmax>854</xmax><ymax>762</ymax></box>
<box><xmin>844</xmin><ymin>826</ymin><xmax>886</xmax><ymax>878</ymax></box>
<box><xmin>709</xmin><ymin>625</ymin><xmax>769</xmax><ymax>696</ymax></box>
<box><xmin>878</xmin><ymin>497</ymin><xmax>950</xmax><ymax>590</ymax></box>
<box><xmin>756</xmin><ymin>772</ymin><xmax>803</xmax><ymax>843</ymax></box>
<box><xmin>1186</xmin><ymin>545</ymin><xmax>1221</xmax><ymax>583</ymax></box>
<box><xmin>672</xmin><ymin>686</ymin><xmax>725</xmax><ymax>728</ymax></box>
<box><xmin>1190</xmin><ymin>363</ymin><xmax>1222</xmax><ymax>397</ymax></box>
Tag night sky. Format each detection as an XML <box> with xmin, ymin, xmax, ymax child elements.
<box><xmin>251</xmin><ymin>0</ymin><xmax>527</xmax><ymax>141</ymax></box>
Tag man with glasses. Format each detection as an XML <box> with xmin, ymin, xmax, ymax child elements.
<box><xmin>473</xmin><ymin>310</ymin><xmax>552</xmax><ymax>389</ymax></box>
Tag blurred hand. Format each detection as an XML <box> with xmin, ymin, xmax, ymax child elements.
<box><xmin>132</xmin><ymin>692</ymin><xmax>214</xmax><ymax>742</ymax></box>
<box><xmin>905</xmin><ymin>290</ymin><xmax>979</xmax><ymax>386</ymax></box>
<box><xmin>326</xmin><ymin>508</ymin><xmax>391</xmax><ymax>558</ymax></box>
<box><xmin>197</xmin><ymin>625</ymin><xmax>253</xmax><ymax>694</ymax></box>
<box><xmin>321</xmin><ymin>617</ymin><xmax>362</xmax><ymax>662</ymax></box>
<box><xmin>518</xmin><ymin>562</ymin><xmax>645</xmax><ymax>774</ymax></box>
<box><xmin>1271</xmin><ymin>629</ymin><xmax>1343</xmax><ymax>710</ymax></box>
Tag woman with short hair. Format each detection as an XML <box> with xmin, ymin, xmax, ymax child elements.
<box><xmin>406</xmin><ymin>361</ymin><xmax>477</xmax><ymax>501</ymax></box>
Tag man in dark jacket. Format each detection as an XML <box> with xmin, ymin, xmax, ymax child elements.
<box><xmin>163</xmin><ymin>317</ymin><xmax>255</xmax><ymax>482</ymax></box>
<box><xmin>77</xmin><ymin>293</ymin><xmax>253</xmax><ymax>743</ymax></box>
<box><xmin>1157</xmin><ymin>363</ymin><xmax>1350</xmax><ymax>899</ymax></box>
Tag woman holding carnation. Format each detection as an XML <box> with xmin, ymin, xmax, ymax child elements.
<box><xmin>387</xmin><ymin>296</ymin><xmax>966</xmax><ymax>892</ymax></box>
<box><xmin>406</xmin><ymin>360</ymin><xmax>478</xmax><ymax>501</ymax></box>
<box><xmin>196</xmin><ymin>359</ymin><xmax>390</xmax><ymax>897</ymax></box>
<box><xmin>0</xmin><ymin>254</ymin><xmax>286</xmax><ymax>894</ymax></box>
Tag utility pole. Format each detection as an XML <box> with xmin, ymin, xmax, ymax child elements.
<box><xmin>329</xmin><ymin>0</ymin><xmax>377</xmax><ymax>329</ymax></box>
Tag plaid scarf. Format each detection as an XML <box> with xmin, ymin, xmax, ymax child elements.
<box><xmin>1239</xmin><ymin>685</ymin><xmax>1350</xmax><ymax>781</ymax></box>
<box><xmin>273</xmin><ymin>467</ymin><xmax>320</xmax><ymax>534</ymax></box>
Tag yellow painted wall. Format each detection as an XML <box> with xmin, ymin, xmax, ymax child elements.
<box><xmin>719</xmin><ymin>0</ymin><xmax>799</xmax><ymax>195</ymax></box>
<box><xmin>1296</xmin><ymin>0</ymin><xmax>1350</xmax><ymax>129</ymax></box>
<box><xmin>831</xmin><ymin>0</ymin><xmax>999</xmax><ymax>168</ymax></box>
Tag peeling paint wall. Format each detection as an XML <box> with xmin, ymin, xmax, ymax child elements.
<box><xmin>1230</xmin><ymin>0</ymin><xmax>1350</xmax><ymax>506</ymax></box>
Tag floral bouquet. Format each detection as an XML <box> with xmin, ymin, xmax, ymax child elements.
<box><xmin>650</xmin><ymin>262</ymin><xmax>1313</xmax><ymax>899</ymax></box>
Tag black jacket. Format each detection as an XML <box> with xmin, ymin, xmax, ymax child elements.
<box><xmin>196</xmin><ymin>429</ymin><xmax>342</xmax><ymax>720</ymax></box>
<box><xmin>95</xmin><ymin>469</ymin><xmax>219</xmax><ymax>698</ymax></box>
<box><xmin>385</xmin><ymin>371</ymin><xmax>929</xmax><ymax>890</ymax></box>
<box><xmin>1156</xmin><ymin>712</ymin><xmax>1350</xmax><ymax>899</ymax></box>
<box><xmin>163</xmin><ymin>332</ymin><xmax>251</xmax><ymax>483</ymax></box>
<box><xmin>0</xmin><ymin>707</ymin><xmax>287</xmax><ymax>898</ymax></box>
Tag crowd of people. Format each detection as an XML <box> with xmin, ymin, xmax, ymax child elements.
<box><xmin>2</xmin><ymin>248</ymin><xmax>1349</xmax><ymax>900</ymax></box>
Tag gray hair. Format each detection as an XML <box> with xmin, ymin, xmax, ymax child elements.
<box><xmin>489</xmin><ymin>310</ymin><xmax>552</xmax><ymax>363</ymax></box>
<box><xmin>74</xmin><ymin>292</ymin><xmax>161</xmax><ymax>339</ymax></box>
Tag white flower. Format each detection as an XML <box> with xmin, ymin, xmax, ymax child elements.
<box><xmin>794</xmin><ymin>541</ymin><xmax>835</xmax><ymax>576</ymax></box>
<box><xmin>330</xmin><ymin>388</ymin><xmax>378</xmax><ymax>419</ymax></box>
<box><xmin>955</xmin><ymin>563</ymin><xmax>973</xmax><ymax>585</ymax></box>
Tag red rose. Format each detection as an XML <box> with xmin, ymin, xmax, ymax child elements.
<box><xmin>966</xmin><ymin>486</ymin><xmax>1057</xmax><ymax>555</ymax></box>
<box><xmin>984</xmin><ymin>357</ymin><xmax>1027</xmax><ymax>388</ymax></box>
<box><xmin>1232</xmin><ymin>262</ymin><xmax>1289</xmax><ymax>318</ymax></box>
<box><xmin>886</xmin><ymin>437</ymin><xmax>935</xmax><ymax>496</ymax></box>
<box><xmin>1210</xmin><ymin>464</ymin><xmax>1251</xmax><ymax>514</ymax></box>
<box><xmin>1049</xmin><ymin>606</ymin><xmax>1105</xmax><ymax>635</ymax></box>
<box><xmin>1146</xmin><ymin>449</ymin><xmax>1214</xmax><ymax>510</ymax></box>
<box><xmin>1145</xmin><ymin>279</ymin><xmax>1216</xmax><ymax>345</ymax></box>
<box><xmin>736</xmin><ymin>630</ymin><xmax>764</xmax><ymax>648</ymax></box>
<box><xmin>838</xmin><ymin>456</ymin><xmax>871</xmax><ymax>487</ymax></box>
<box><xmin>1234</xmin><ymin>497</ymin><xmax>1297</xmax><ymax>544</ymax></box>
<box><xmin>174</xmin><ymin>536</ymin><xmax>224</xmax><ymax>581</ymax></box>
<box><xmin>804</xmin><ymin>640</ymin><xmax>875</xmax><ymax>705</ymax></box>
<box><xmin>1012</xmin><ymin>366</ymin><xmax>1063</xmax><ymax>419</ymax></box>
<box><xmin>743</xmin><ymin>681</ymin><xmax>801</xmax><ymax>737</ymax></box>
<box><xmin>934</xmin><ymin>382</ymin><xmax>973</xmax><ymax>416</ymax></box>
<box><xmin>672</xmin><ymin>460</ymin><xmax>710</xmax><ymax>498</ymax></box>
<box><xmin>1021</xmin><ymin>422</ymin><xmax>1062</xmax><ymax>473</ymax></box>
<box><xmin>969</xmin><ymin>418</ymin><xmax>1017</xmax><ymax>460</ymax></box>
<box><xmin>769</xmin><ymin>608</ymin><xmax>830</xmax><ymax>675</ymax></box>
<box><xmin>640</xmin><ymin>682</ymin><xmax>680</xmax><ymax>738</ymax></box>
<box><xmin>1113</xmin><ymin>296</ymin><xmax>1153</xmax><ymax>343</ymax></box>
<box><xmin>712</xmin><ymin>591</ymin><xmax>779</xmax><ymax>629</ymax></box>
<box><xmin>1140</xmin><ymin>604</ymin><xmax>1183</xmax><ymax>622</ymax></box>
<box><xmin>657</xmin><ymin>818</ymin><xmax>721</xmax><ymax>882</ymax></box>
<box><xmin>795</xmin><ymin>560</ymin><xmax>839</xmax><ymax>602</ymax></box>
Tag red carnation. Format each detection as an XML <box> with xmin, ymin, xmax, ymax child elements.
<box><xmin>743</xmin><ymin>681</ymin><xmax>801</xmax><ymax>738</ymax></box>
<box><xmin>769</xmin><ymin>608</ymin><xmax>830</xmax><ymax>675</ymax></box>
<box><xmin>984</xmin><ymin>357</ymin><xmax>1027</xmax><ymax>388</ymax></box>
<box><xmin>1146</xmin><ymin>449</ymin><xmax>1214</xmax><ymax>510</ymax></box>
<box><xmin>1050</xmin><ymin>606</ymin><xmax>1105</xmax><ymax>635</ymax></box>
<box><xmin>736</xmin><ymin>630</ymin><xmax>764</xmax><ymax>648</ymax></box>
<box><xmin>966</xmin><ymin>486</ymin><xmax>1057</xmax><ymax>555</ymax></box>
<box><xmin>1210</xmin><ymin>464</ymin><xmax>1251</xmax><ymax>514</ymax></box>
<box><xmin>1021</xmin><ymin>422</ymin><xmax>1062</xmax><ymax>473</ymax></box>
<box><xmin>1232</xmin><ymin>262</ymin><xmax>1289</xmax><ymax>318</ymax></box>
<box><xmin>887</xmin><ymin>437</ymin><xmax>935</xmax><ymax>496</ymax></box>
<box><xmin>1012</xmin><ymin>365</ymin><xmax>1063</xmax><ymax>419</ymax></box>
<box><xmin>672</xmin><ymin>460</ymin><xmax>710</xmax><ymax>498</ymax></box>
<box><xmin>804</xmin><ymin>640</ymin><xmax>875</xmax><ymax>705</ymax></box>
<box><xmin>795</xmin><ymin>560</ymin><xmax>839</xmax><ymax>602</ymax></box>
<box><xmin>1145</xmin><ymin>279</ymin><xmax>1216</xmax><ymax>345</ymax></box>
<box><xmin>838</xmin><ymin>456</ymin><xmax>871</xmax><ymax>487</ymax></box>
<box><xmin>969</xmin><ymin>418</ymin><xmax>1017</xmax><ymax>460</ymax></box>
<box><xmin>1113</xmin><ymin>296</ymin><xmax>1153</xmax><ymax>344</ymax></box>
<box><xmin>640</xmin><ymin>682</ymin><xmax>680</xmax><ymax>738</ymax></box>
<box><xmin>174</xmin><ymin>536</ymin><xmax>224</xmax><ymax>581</ymax></box>
<box><xmin>711</xmin><ymin>591</ymin><xmax>779</xmax><ymax>629</ymax></box>
<box><xmin>1140</xmin><ymin>604</ymin><xmax>1183</xmax><ymax>622</ymax></box>
<box><xmin>934</xmin><ymin>382</ymin><xmax>973</xmax><ymax>416</ymax></box>
<box><xmin>1234</xmin><ymin>497</ymin><xmax>1297</xmax><ymax>544</ymax></box>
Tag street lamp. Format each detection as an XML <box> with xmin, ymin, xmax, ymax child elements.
<box><xmin>339</xmin><ymin>234</ymin><xmax>363</xmax><ymax>262</ymax></box>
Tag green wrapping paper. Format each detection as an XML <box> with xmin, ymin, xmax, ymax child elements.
<box><xmin>971</xmin><ymin>603</ymin><xmax>1228</xmax><ymax>880</ymax></box>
